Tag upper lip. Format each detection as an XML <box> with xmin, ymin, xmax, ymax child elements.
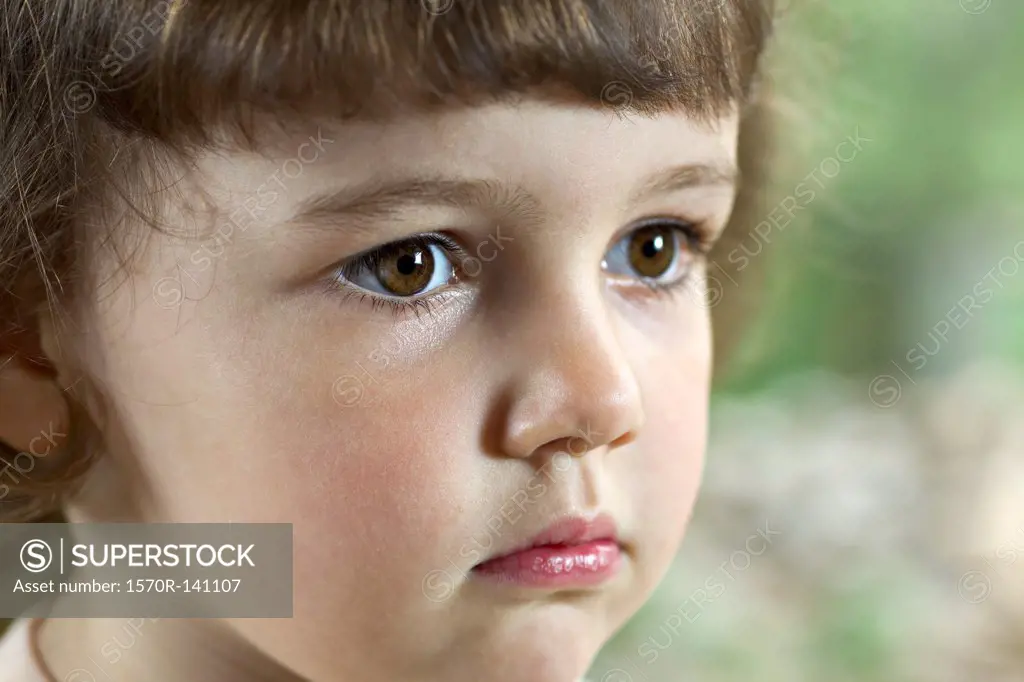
<box><xmin>479</xmin><ymin>513</ymin><xmax>620</xmax><ymax>564</ymax></box>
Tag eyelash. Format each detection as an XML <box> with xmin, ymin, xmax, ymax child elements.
<box><xmin>328</xmin><ymin>289</ymin><xmax>460</xmax><ymax>320</ymax></box>
<box><xmin>324</xmin><ymin>233</ymin><xmax>467</xmax><ymax>319</ymax></box>
<box><xmin>323</xmin><ymin>219</ymin><xmax>713</xmax><ymax>318</ymax></box>
<box><xmin>623</xmin><ymin>219</ymin><xmax>712</xmax><ymax>303</ymax></box>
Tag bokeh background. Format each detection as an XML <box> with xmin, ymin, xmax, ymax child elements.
<box><xmin>591</xmin><ymin>1</ymin><xmax>1024</xmax><ymax>681</ymax></box>
<box><xmin>2</xmin><ymin>1</ymin><xmax>1021</xmax><ymax>680</ymax></box>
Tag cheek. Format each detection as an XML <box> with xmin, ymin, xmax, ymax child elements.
<box><xmin>88</xmin><ymin>300</ymin><xmax>479</xmax><ymax>664</ymax></box>
<box><xmin>623</xmin><ymin>313</ymin><xmax>711</xmax><ymax>580</ymax></box>
<box><xmin>241</xmin><ymin>308</ymin><xmax>475</xmax><ymax>551</ymax></box>
<box><xmin>85</xmin><ymin>284</ymin><xmax>475</xmax><ymax>567</ymax></box>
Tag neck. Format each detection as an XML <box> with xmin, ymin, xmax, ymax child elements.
<box><xmin>34</xmin><ymin>609</ymin><xmax>305</xmax><ymax>682</ymax></box>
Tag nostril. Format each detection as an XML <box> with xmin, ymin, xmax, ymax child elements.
<box><xmin>609</xmin><ymin>430</ymin><xmax>638</xmax><ymax>448</ymax></box>
<box><xmin>539</xmin><ymin>436</ymin><xmax>590</xmax><ymax>460</ymax></box>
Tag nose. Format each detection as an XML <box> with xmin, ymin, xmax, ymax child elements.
<box><xmin>497</xmin><ymin>291</ymin><xmax>645</xmax><ymax>460</ymax></box>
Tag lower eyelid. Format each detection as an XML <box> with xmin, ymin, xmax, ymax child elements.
<box><xmin>331</xmin><ymin>265</ymin><xmax>475</xmax><ymax>307</ymax></box>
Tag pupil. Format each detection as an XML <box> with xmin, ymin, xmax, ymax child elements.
<box><xmin>642</xmin><ymin>236</ymin><xmax>663</xmax><ymax>259</ymax></box>
<box><xmin>397</xmin><ymin>253</ymin><xmax>420</xmax><ymax>275</ymax></box>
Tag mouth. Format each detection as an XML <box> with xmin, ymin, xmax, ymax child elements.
<box><xmin>471</xmin><ymin>513</ymin><xmax>624</xmax><ymax>589</ymax></box>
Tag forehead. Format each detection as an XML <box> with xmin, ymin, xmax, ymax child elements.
<box><xmin>195</xmin><ymin>102</ymin><xmax>741</xmax><ymax>205</ymax></box>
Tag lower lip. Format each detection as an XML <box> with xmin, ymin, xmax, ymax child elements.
<box><xmin>472</xmin><ymin>540</ymin><xmax>622</xmax><ymax>588</ymax></box>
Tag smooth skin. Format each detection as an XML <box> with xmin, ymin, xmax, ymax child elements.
<box><xmin>3</xmin><ymin>99</ymin><xmax>740</xmax><ymax>682</ymax></box>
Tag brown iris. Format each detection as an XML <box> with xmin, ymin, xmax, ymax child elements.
<box><xmin>628</xmin><ymin>225</ymin><xmax>677</xmax><ymax>278</ymax></box>
<box><xmin>375</xmin><ymin>243</ymin><xmax>435</xmax><ymax>296</ymax></box>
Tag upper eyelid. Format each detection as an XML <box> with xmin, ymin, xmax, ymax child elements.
<box><xmin>618</xmin><ymin>215</ymin><xmax>717</xmax><ymax>251</ymax></box>
<box><xmin>340</xmin><ymin>232</ymin><xmax>465</xmax><ymax>265</ymax></box>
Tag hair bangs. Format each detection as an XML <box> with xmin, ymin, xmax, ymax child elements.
<box><xmin>75</xmin><ymin>0</ymin><xmax>774</xmax><ymax>146</ymax></box>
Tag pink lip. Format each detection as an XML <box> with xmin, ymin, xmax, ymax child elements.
<box><xmin>472</xmin><ymin>514</ymin><xmax>623</xmax><ymax>589</ymax></box>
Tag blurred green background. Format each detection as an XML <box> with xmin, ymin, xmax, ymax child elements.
<box><xmin>593</xmin><ymin>1</ymin><xmax>1024</xmax><ymax>681</ymax></box>
<box><xmin>724</xmin><ymin>0</ymin><xmax>1024</xmax><ymax>388</ymax></box>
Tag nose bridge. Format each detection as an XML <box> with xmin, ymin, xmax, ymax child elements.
<box><xmin>497</xmin><ymin>281</ymin><xmax>645</xmax><ymax>460</ymax></box>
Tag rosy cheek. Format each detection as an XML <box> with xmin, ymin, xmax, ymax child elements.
<box><xmin>627</xmin><ymin>333</ymin><xmax>710</xmax><ymax>571</ymax></box>
<box><xmin>241</xmin><ymin>339</ymin><xmax>480</xmax><ymax>557</ymax></box>
<box><xmin>240</xmin><ymin>393</ymin><xmax>473</xmax><ymax>631</ymax></box>
<box><xmin>255</xmin><ymin>393</ymin><xmax>465</xmax><ymax>537</ymax></box>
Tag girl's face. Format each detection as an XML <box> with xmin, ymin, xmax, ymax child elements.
<box><xmin>70</xmin><ymin>100</ymin><xmax>739</xmax><ymax>681</ymax></box>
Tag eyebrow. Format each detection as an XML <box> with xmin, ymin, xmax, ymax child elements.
<box><xmin>628</xmin><ymin>162</ymin><xmax>739</xmax><ymax>205</ymax></box>
<box><xmin>286</xmin><ymin>162</ymin><xmax>738</xmax><ymax>230</ymax></box>
<box><xmin>287</xmin><ymin>177</ymin><xmax>541</xmax><ymax>231</ymax></box>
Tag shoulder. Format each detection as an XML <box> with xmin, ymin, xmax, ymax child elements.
<box><xmin>0</xmin><ymin>619</ymin><xmax>46</xmax><ymax>682</ymax></box>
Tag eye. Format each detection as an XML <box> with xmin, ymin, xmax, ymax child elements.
<box><xmin>602</xmin><ymin>221</ymin><xmax>702</xmax><ymax>287</ymax></box>
<box><xmin>334</xmin><ymin>234</ymin><xmax>461</xmax><ymax>298</ymax></box>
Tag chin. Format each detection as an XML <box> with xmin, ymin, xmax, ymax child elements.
<box><xmin>445</xmin><ymin>603</ymin><xmax>612</xmax><ymax>682</ymax></box>
<box><xmin>457</xmin><ymin>649</ymin><xmax>592</xmax><ymax>682</ymax></box>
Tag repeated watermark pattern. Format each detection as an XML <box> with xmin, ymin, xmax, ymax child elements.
<box><xmin>960</xmin><ymin>0</ymin><xmax>992</xmax><ymax>14</ymax></box>
<box><xmin>596</xmin><ymin>520</ymin><xmax>781</xmax><ymax>681</ymax></box>
<box><xmin>869</xmin><ymin>239</ymin><xmax>1024</xmax><ymax>408</ymax></box>
<box><xmin>421</xmin><ymin>0</ymin><xmax>456</xmax><ymax>15</ymax></box>
<box><xmin>331</xmin><ymin>227</ymin><xmax>513</xmax><ymax>408</ymax></box>
<box><xmin>420</xmin><ymin>424</ymin><xmax>603</xmax><ymax>603</ymax></box>
<box><xmin>958</xmin><ymin>526</ymin><xmax>1024</xmax><ymax>604</ymax></box>
<box><xmin>689</xmin><ymin>128</ymin><xmax>873</xmax><ymax>309</ymax></box>
<box><xmin>63</xmin><ymin>1</ymin><xmax>186</xmax><ymax>116</ymax></box>
<box><xmin>0</xmin><ymin>421</ymin><xmax>67</xmax><ymax>501</ymax></box>
<box><xmin>63</xmin><ymin>618</ymin><xmax>162</xmax><ymax>682</ymax></box>
<box><xmin>151</xmin><ymin>129</ymin><xmax>335</xmax><ymax>310</ymax></box>
<box><xmin>600</xmin><ymin>82</ymin><xmax>635</xmax><ymax>120</ymax></box>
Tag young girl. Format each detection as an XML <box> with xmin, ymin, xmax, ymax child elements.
<box><xmin>0</xmin><ymin>0</ymin><xmax>777</xmax><ymax>680</ymax></box>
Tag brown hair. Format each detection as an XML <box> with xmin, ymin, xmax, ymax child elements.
<box><xmin>0</xmin><ymin>0</ymin><xmax>778</xmax><ymax>522</ymax></box>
